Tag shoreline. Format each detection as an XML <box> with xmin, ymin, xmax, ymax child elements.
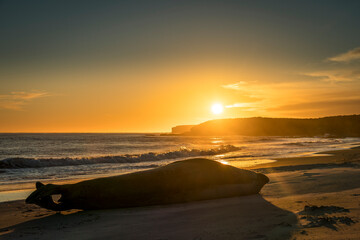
<box><xmin>0</xmin><ymin>146</ymin><xmax>360</xmax><ymax>239</ymax></box>
<box><xmin>1</xmin><ymin>145</ymin><xmax>359</xmax><ymax>203</ymax></box>
<box><xmin>248</xmin><ymin>145</ymin><xmax>360</xmax><ymax>170</ymax></box>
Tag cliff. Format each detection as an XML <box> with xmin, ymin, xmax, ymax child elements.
<box><xmin>171</xmin><ymin>125</ymin><xmax>195</xmax><ymax>134</ymax></box>
<box><xmin>182</xmin><ymin>115</ymin><xmax>360</xmax><ymax>137</ymax></box>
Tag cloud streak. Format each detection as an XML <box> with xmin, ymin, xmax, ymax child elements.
<box><xmin>305</xmin><ymin>68</ymin><xmax>360</xmax><ymax>82</ymax></box>
<box><xmin>0</xmin><ymin>91</ymin><xmax>50</xmax><ymax>110</ymax></box>
<box><xmin>328</xmin><ymin>47</ymin><xmax>360</xmax><ymax>62</ymax></box>
<box><xmin>222</xmin><ymin>81</ymin><xmax>248</xmax><ymax>90</ymax></box>
<box><xmin>304</xmin><ymin>46</ymin><xmax>360</xmax><ymax>82</ymax></box>
<box><xmin>267</xmin><ymin>97</ymin><xmax>360</xmax><ymax>115</ymax></box>
<box><xmin>225</xmin><ymin>103</ymin><xmax>253</xmax><ymax>108</ymax></box>
<box><xmin>222</xmin><ymin>81</ymin><xmax>267</xmax><ymax>112</ymax></box>
<box><xmin>225</xmin><ymin>102</ymin><xmax>259</xmax><ymax>112</ymax></box>
<box><xmin>222</xmin><ymin>45</ymin><xmax>360</xmax><ymax>116</ymax></box>
<box><xmin>221</xmin><ymin>76</ymin><xmax>360</xmax><ymax>117</ymax></box>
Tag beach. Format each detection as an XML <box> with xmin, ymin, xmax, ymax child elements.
<box><xmin>0</xmin><ymin>146</ymin><xmax>359</xmax><ymax>239</ymax></box>
<box><xmin>2</xmin><ymin>0</ymin><xmax>360</xmax><ymax>239</ymax></box>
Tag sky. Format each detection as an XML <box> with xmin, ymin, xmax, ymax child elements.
<box><xmin>1</xmin><ymin>0</ymin><xmax>360</xmax><ymax>132</ymax></box>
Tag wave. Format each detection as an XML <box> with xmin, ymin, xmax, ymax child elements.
<box><xmin>247</xmin><ymin>137</ymin><xmax>277</xmax><ymax>142</ymax></box>
<box><xmin>0</xmin><ymin>145</ymin><xmax>240</xmax><ymax>169</ymax></box>
<box><xmin>223</xmin><ymin>154</ymin><xmax>267</xmax><ymax>159</ymax></box>
<box><xmin>282</xmin><ymin>140</ymin><xmax>341</xmax><ymax>146</ymax></box>
<box><xmin>282</xmin><ymin>142</ymin><xmax>306</xmax><ymax>146</ymax></box>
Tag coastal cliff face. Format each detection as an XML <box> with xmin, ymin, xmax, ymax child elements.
<box><xmin>181</xmin><ymin>115</ymin><xmax>360</xmax><ymax>137</ymax></box>
<box><xmin>172</xmin><ymin>125</ymin><xmax>195</xmax><ymax>134</ymax></box>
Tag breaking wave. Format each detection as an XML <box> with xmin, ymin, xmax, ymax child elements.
<box><xmin>0</xmin><ymin>145</ymin><xmax>240</xmax><ymax>169</ymax></box>
<box><xmin>282</xmin><ymin>140</ymin><xmax>341</xmax><ymax>146</ymax></box>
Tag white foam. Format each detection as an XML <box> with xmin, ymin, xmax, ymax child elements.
<box><xmin>0</xmin><ymin>145</ymin><xmax>240</xmax><ymax>169</ymax></box>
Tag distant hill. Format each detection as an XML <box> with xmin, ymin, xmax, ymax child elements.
<box><xmin>172</xmin><ymin>125</ymin><xmax>195</xmax><ymax>134</ymax></box>
<box><xmin>177</xmin><ymin>115</ymin><xmax>360</xmax><ymax>137</ymax></box>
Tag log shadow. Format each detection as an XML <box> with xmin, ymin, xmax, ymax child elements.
<box><xmin>0</xmin><ymin>195</ymin><xmax>298</xmax><ymax>240</ymax></box>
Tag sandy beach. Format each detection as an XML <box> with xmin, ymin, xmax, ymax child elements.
<box><xmin>1</xmin><ymin>146</ymin><xmax>359</xmax><ymax>240</ymax></box>
<box><xmin>2</xmin><ymin>0</ymin><xmax>360</xmax><ymax>239</ymax></box>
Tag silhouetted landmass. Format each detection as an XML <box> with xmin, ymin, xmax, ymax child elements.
<box><xmin>178</xmin><ymin>115</ymin><xmax>360</xmax><ymax>137</ymax></box>
<box><xmin>172</xmin><ymin>125</ymin><xmax>195</xmax><ymax>134</ymax></box>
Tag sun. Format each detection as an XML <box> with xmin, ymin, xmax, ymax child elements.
<box><xmin>211</xmin><ymin>103</ymin><xmax>224</xmax><ymax>114</ymax></box>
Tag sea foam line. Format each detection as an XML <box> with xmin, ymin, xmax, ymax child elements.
<box><xmin>0</xmin><ymin>145</ymin><xmax>240</xmax><ymax>169</ymax></box>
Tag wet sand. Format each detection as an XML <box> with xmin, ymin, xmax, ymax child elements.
<box><xmin>1</xmin><ymin>147</ymin><xmax>360</xmax><ymax>239</ymax></box>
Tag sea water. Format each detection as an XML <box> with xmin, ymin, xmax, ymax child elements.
<box><xmin>0</xmin><ymin>133</ymin><xmax>359</xmax><ymax>202</ymax></box>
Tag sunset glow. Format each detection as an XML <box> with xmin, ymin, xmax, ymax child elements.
<box><xmin>0</xmin><ymin>1</ymin><xmax>359</xmax><ymax>133</ymax></box>
<box><xmin>1</xmin><ymin>3</ymin><xmax>359</xmax><ymax>239</ymax></box>
<box><xmin>211</xmin><ymin>103</ymin><xmax>224</xmax><ymax>115</ymax></box>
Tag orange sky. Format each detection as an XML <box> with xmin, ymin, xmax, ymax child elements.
<box><xmin>1</xmin><ymin>1</ymin><xmax>360</xmax><ymax>132</ymax></box>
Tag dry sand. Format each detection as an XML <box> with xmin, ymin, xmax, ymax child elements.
<box><xmin>1</xmin><ymin>147</ymin><xmax>360</xmax><ymax>240</ymax></box>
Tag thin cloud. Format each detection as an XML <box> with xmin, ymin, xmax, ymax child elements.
<box><xmin>222</xmin><ymin>48</ymin><xmax>360</xmax><ymax>116</ymax></box>
<box><xmin>0</xmin><ymin>91</ymin><xmax>50</xmax><ymax>110</ymax></box>
<box><xmin>221</xmin><ymin>81</ymin><xmax>292</xmax><ymax>114</ymax></box>
<box><xmin>304</xmin><ymin>69</ymin><xmax>360</xmax><ymax>83</ymax></box>
<box><xmin>328</xmin><ymin>47</ymin><xmax>360</xmax><ymax>62</ymax></box>
<box><xmin>221</xmin><ymin>81</ymin><xmax>266</xmax><ymax>100</ymax></box>
<box><xmin>225</xmin><ymin>102</ymin><xmax>260</xmax><ymax>112</ymax></box>
<box><xmin>268</xmin><ymin>98</ymin><xmax>360</xmax><ymax>113</ymax></box>
<box><xmin>304</xmin><ymin>47</ymin><xmax>360</xmax><ymax>82</ymax></box>
<box><xmin>222</xmin><ymin>81</ymin><xmax>267</xmax><ymax>112</ymax></box>
<box><xmin>225</xmin><ymin>102</ymin><xmax>253</xmax><ymax>108</ymax></box>
<box><xmin>222</xmin><ymin>81</ymin><xmax>247</xmax><ymax>90</ymax></box>
<box><xmin>221</xmin><ymin>78</ymin><xmax>360</xmax><ymax>116</ymax></box>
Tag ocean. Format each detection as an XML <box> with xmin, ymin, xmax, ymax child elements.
<box><xmin>0</xmin><ymin>133</ymin><xmax>359</xmax><ymax>202</ymax></box>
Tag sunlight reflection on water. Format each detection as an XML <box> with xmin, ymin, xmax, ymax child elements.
<box><xmin>0</xmin><ymin>134</ymin><xmax>359</xmax><ymax>203</ymax></box>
